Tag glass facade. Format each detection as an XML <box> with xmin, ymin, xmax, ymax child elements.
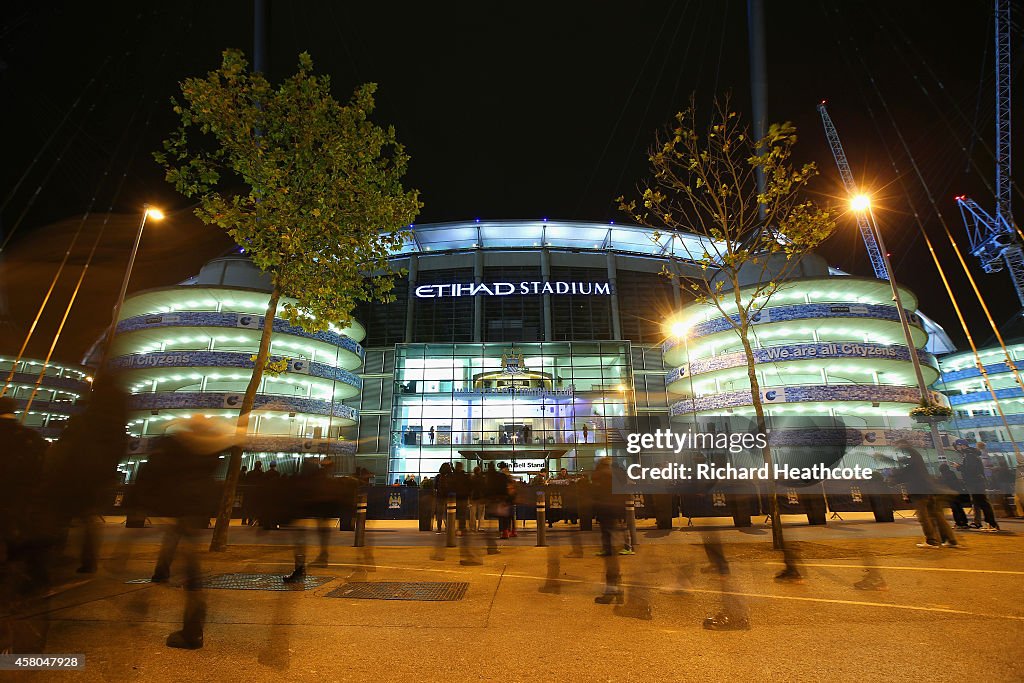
<box><xmin>389</xmin><ymin>341</ymin><xmax>634</xmax><ymax>480</ymax></box>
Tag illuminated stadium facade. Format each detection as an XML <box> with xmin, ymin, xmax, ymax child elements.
<box><xmin>664</xmin><ymin>267</ymin><xmax>956</xmax><ymax>467</ymax></box>
<box><xmin>935</xmin><ymin>341</ymin><xmax>1024</xmax><ymax>459</ymax></box>
<box><xmin>0</xmin><ymin>356</ymin><xmax>91</xmax><ymax>440</ymax></box>
<box><xmin>105</xmin><ymin>256</ymin><xmax>364</xmax><ymax>480</ymax></box>
<box><xmin>104</xmin><ymin>220</ymin><xmax>957</xmax><ymax>482</ymax></box>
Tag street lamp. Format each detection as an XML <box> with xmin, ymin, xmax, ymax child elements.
<box><xmin>670</xmin><ymin>320</ymin><xmax>700</xmax><ymax>431</ymax></box>
<box><xmin>850</xmin><ymin>194</ymin><xmax>945</xmax><ymax>458</ymax></box>
<box><xmin>97</xmin><ymin>204</ymin><xmax>164</xmax><ymax>373</ymax></box>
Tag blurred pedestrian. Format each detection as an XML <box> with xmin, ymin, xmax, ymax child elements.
<box><xmin>0</xmin><ymin>395</ymin><xmax>50</xmax><ymax>630</ymax></box>
<box><xmin>434</xmin><ymin>463</ymin><xmax>453</xmax><ymax>533</ymax></box>
<box><xmin>953</xmin><ymin>439</ymin><xmax>1000</xmax><ymax>532</ymax></box>
<box><xmin>468</xmin><ymin>466</ymin><xmax>486</xmax><ymax>532</ymax></box>
<box><xmin>145</xmin><ymin>416</ymin><xmax>238</xmax><ymax>649</ymax></box>
<box><xmin>453</xmin><ymin>462</ymin><xmax>470</xmax><ymax>534</ymax></box>
<box><xmin>938</xmin><ymin>463</ymin><xmax>970</xmax><ymax>529</ymax></box>
<box><xmin>592</xmin><ymin>458</ymin><xmax>623</xmax><ymax>603</ymax></box>
<box><xmin>893</xmin><ymin>445</ymin><xmax>961</xmax><ymax>549</ymax></box>
<box><xmin>44</xmin><ymin>377</ymin><xmax>128</xmax><ymax>574</ymax></box>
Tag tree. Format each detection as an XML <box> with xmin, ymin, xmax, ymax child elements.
<box><xmin>621</xmin><ymin>96</ymin><xmax>836</xmax><ymax>548</ymax></box>
<box><xmin>156</xmin><ymin>49</ymin><xmax>421</xmax><ymax>551</ymax></box>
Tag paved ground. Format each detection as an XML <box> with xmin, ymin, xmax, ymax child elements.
<box><xmin>5</xmin><ymin>515</ymin><xmax>1024</xmax><ymax>682</ymax></box>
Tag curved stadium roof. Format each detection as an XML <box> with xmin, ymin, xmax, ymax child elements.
<box><xmin>391</xmin><ymin>219</ymin><xmax>721</xmax><ymax>263</ymax></box>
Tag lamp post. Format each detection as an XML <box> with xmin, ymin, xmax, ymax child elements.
<box><xmin>851</xmin><ymin>195</ymin><xmax>946</xmax><ymax>459</ymax></box>
<box><xmin>97</xmin><ymin>204</ymin><xmax>164</xmax><ymax>373</ymax></box>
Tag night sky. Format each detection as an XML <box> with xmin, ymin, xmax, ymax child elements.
<box><xmin>0</xmin><ymin>0</ymin><xmax>1017</xmax><ymax>361</ymax></box>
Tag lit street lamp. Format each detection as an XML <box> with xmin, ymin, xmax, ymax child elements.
<box><xmin>850</xmin><ymin>194</ymin><xmax>946</xmax><ymax>458</ymax></box>
<box><xmin>97</xmin><ymin>204</ymin><xmax>164</xmax><ymax>373</ymax></box>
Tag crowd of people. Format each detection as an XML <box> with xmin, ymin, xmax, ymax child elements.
<box><xmin>2</xmin><ymin>379</ymin><xmax>1020</xmax><ymax>651</ymax></box>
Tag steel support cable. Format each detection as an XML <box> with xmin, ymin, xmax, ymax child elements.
<box><xmin>609</xmin><ymin>0</ymin><xmax>693</xmax><ymax>218</ymax></box>
<box><xmin>1</xmin><ymin>96</ymin><xmax>148</xmax><ymax>398</ymax></box>
<box><xmin>572</xmin><ymin>0</ymin><xmax>679</xmax><ymax>217</ymax></box>
<box><xmin>831</xmin><ymin>4</ymin><xmax>1024</xmax><ymax>397</ymax></box>
<box><xmin>860</xmin><ymin>90</ymin><xmax>1024</xmax><ymax>466</ymax></box>
<box><xmin>0</xmin><ymin>101</ymin><xmax>105</xmax><ymax>396</ymax></box>
<box><xmin>0</xmin><ymin>3</ymin><xmax>158</xmax><ymax>252</ymax></box>
<box><xmin>0</xmin><ymin>55</ymin><xmax>114</xmax><ymax>215</ymax></box>
<box><xmin>824</xmin><ymin>5</ymin><xmax>1024</xmax><ymax>464</ymax></box>
<box><xmin>0</xmin><ymin>100</ymin><xmax>103</xmax><ymax>255</ymax></box>
<box><xmin>669</xmin><ymin>0</ymin><xmax>705</xmax><ymax>112</ymax></box>
<box><xmin>2</xmin><ymin>6</ymin><xmax>191</xmax><ymax>397</ymax></box>
<box><xmin>18</xmin><ymin>98</ymin><xmax>156</xmax><ymax>417</ymax></box>
<box><xmin>874</xmin><ymin>4</ymin><xmax>1008</xmax><ymax>200</ymax></box>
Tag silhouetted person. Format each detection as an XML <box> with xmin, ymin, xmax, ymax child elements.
<box><xmin>434</xmin><ymin>463</ymin><xmax>453</xmax><ymax>533</ymax></box>
<box><xmin>938</xmin><ymin>463</ymin><xmax>969</xmax><ymax>529</ymax></box>
<box><xmin>453</xmin><ymin>462</ymin><xmax>470</xmax><ymax>533</ymax></box>
<box><xmin>142</xmin><ymin>416</ymin><xmax>238</xmax><ymax>649</ymax></box>
<box><xmin>44</xmin><ymin>376</ymin><xmax>127</xmax><ymax>573</ymax></box>
<box><xmin>0</xmin><ymin>396</ymin><xmax>50</xmax><ymax>652</ymax></box>
<box><xmin>953</xmin><ymin>439</ymin><xmax>999</xmax><ymax>531</ymax></box>
<box><xmin>892</xmin><ymin>445</ymin><xmax>961</xmax><ymax>549</ymax></box>
<box><xmin>592</xmin><ymin>458</ymin><xmax>623</xmax><ymax>603</ymax></box>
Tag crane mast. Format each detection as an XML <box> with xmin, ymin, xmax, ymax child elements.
<box><xmin>956</xmin><ymin>0</ymin><xmax>1024</xmax><ymax>308</ymax></box>
<box><xmin>817</xmin><ymin>102</ymin><xmax>890</xmax><ymax>280</ymax></box>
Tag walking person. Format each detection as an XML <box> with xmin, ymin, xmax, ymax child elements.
<box><xmin>938</xmin><ymin>463</ymin><xmax>970</xmax><ymax>529</ymax></box>
<box><xmin>145</xmin><ymin>416</ymin><xmax>239</xmax><ymax>649</ymax></box>
<box><xmin>44</xmin><ymin>376</ymin><xmax>127</xmax><ymax>574</ymax></box>
<box><xmin>452</xmin><ymin>462</ymin><xmax>470</xmax><ymax>534</ymax></box>
<box><xmin>433</xmin><ymin>463</ymin><xmax>453</xmax><ymax>532</ymax></box>
<box><xmin>953</xmin><ymin>439</ymin><xmax>1000</xmax><ymax>532</ymax></box>
<box><xmin>591</xmin><ymin>458</ymin><xmax>633</xmax><ymax>605</ymax></box>
<box><xmin>892</xmin><ymin>445</ymin><xmax>961</xmax><ymax>549</ymax></box>
<box><xmin>468</xmin><ymin>466</ymin><xmax>486</xmax><ymax>532</ymax></box>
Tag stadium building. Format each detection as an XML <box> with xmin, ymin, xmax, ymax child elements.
<box><xmin>104</xmin><ymin>220</ymin><xmax>956</xmax><ymax>483</ymax></box>
<box><xmin>0</xmin><ymin>356</ymin><xmax>91</xmax><ymax>440</ymax></box>
<box><xmin>935</xmin><ymin>341</ymin><xmax>1024</xmax><ymax>461</ymax></box>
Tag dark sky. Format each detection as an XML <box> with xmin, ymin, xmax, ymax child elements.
<box><xmin>0</xmin><ymin>0</ymin><xmax>1018</xmax><ymax>361</ymax></box>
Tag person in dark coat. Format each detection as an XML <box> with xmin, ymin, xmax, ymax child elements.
<box><xmin>433</xmin><ymin>463</ymin><xmax>453</xmax><ymax>532</ymax></box>
<box><xmin>142</xmin><ymin>416</ymin><xmax>239</xmax><ymax>649</ymax></box>
<box><xmin>44</xmin><ymin>376</ymin><xmax>127</xmax><ymax>573</ymax></box>
<box><xmin>953</xmin><ymin>439</ymin><xmax>1000</xmax><ymax>531</ymax></box>
<box><xmin>591</xmin><ymin>457</ymin><xmax>624</xmax><ymax>602</ymax></box>
<box><xmin>0</xmin><ymin>395</ymin><xmax>50</xmax><ymax>616</ymax></box>
<box><xmin>452</xmin><ymin>462</ymin><xmax>471</xmax><ymax>533</ymax></box>
<box><xmin>892</xmin><ymin>445</ymin><xmax>960</xmax><ymax>548</ymax></box>
<box><xmin>938</xmin><ymin>463</ymin><xmax>969</xmax><ymax>529</ymax></box>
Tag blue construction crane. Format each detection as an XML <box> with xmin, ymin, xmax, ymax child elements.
<box><xmin>956</xmin><ymin>0</ymin><xmax>1024</xmax><ymax>308</ymax></box>
<box><xmin>817</xmin><ymin>102</ymin><xmax>890</xmax><ymax>280</ymax></box>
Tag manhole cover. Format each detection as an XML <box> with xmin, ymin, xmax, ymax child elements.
<box><xmin>325</xmin><ymin>581</ymin><xmax>468</xmax><ymax>601</ymax></box>
<box><xmin>201</xmin><ymin>573</ymin><xmax>333</xmax><ymax>591</ymax></box>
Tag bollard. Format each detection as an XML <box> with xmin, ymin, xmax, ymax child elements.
<box><xmin>353</xmin><ymin>492</ymin><xmax>367</xmax><ymax>547</ymax></box>
<box><xmin>536</xmin><ymin>491</ymin><xmax>547</xmax><ymax>547</ymax></box>
<box><xmin>446</xmin><ymin>493</ymin><xmax>457</xmax><ymax>548</ymax></box>
<box><xmin>625</xmin><ymin>496</ymin><xmax>638</xmax><ymax>550</ymax></box>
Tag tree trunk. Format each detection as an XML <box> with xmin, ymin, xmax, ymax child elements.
<box><xmin>209</xmin><ymin>287</ymin><xmax>282</xmax><ymax>552</ymax></box>
<box><xmin>734</xmin><ymin>301</ymin><xmax>784</xmax><ymax>550</ymax></box>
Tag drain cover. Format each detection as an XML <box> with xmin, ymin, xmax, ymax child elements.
<box><xmin>125</xmin><ymin>578</ymin><xmax>156</xmax><ymax>584</ymax></box>
<box><xmin>326</xmin><ymin>581</ymin><xmax>468</xmax><ymax>601</ymax></box>
<box><xmin>201</xmin><ymin>573</ymin><xmax>333</xmax><ymax>591</ymax></box>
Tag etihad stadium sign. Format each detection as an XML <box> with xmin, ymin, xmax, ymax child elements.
<box><xmin>414</xmin><ymin>281</ymin><xmax>612</xmax><ymax>298</ymax></box>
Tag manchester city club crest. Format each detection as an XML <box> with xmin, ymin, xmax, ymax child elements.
<box><xmin>501</xmin><ymin>350</ymin><xmax>527</xmax><ymax>375</ymax></box>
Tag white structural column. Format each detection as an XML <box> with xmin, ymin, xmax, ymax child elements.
<box><xmin>404</xmin><ymin>254</ymin><xmax>418</xmax><ymax>343</ymax></box>
<box><xmin>606</xmin><ymin>252</ymin><xmax>622</xmax><ymax>340</ymax></box>
<box><xmin>540</xmin><ymin>249</ymin><xmax>553</xmax><ymax>341</ymax></box>
<box><xmin>474</xmin><ymin>249</ymin><xmax>484</xmax><ymax>342</ymax></box>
